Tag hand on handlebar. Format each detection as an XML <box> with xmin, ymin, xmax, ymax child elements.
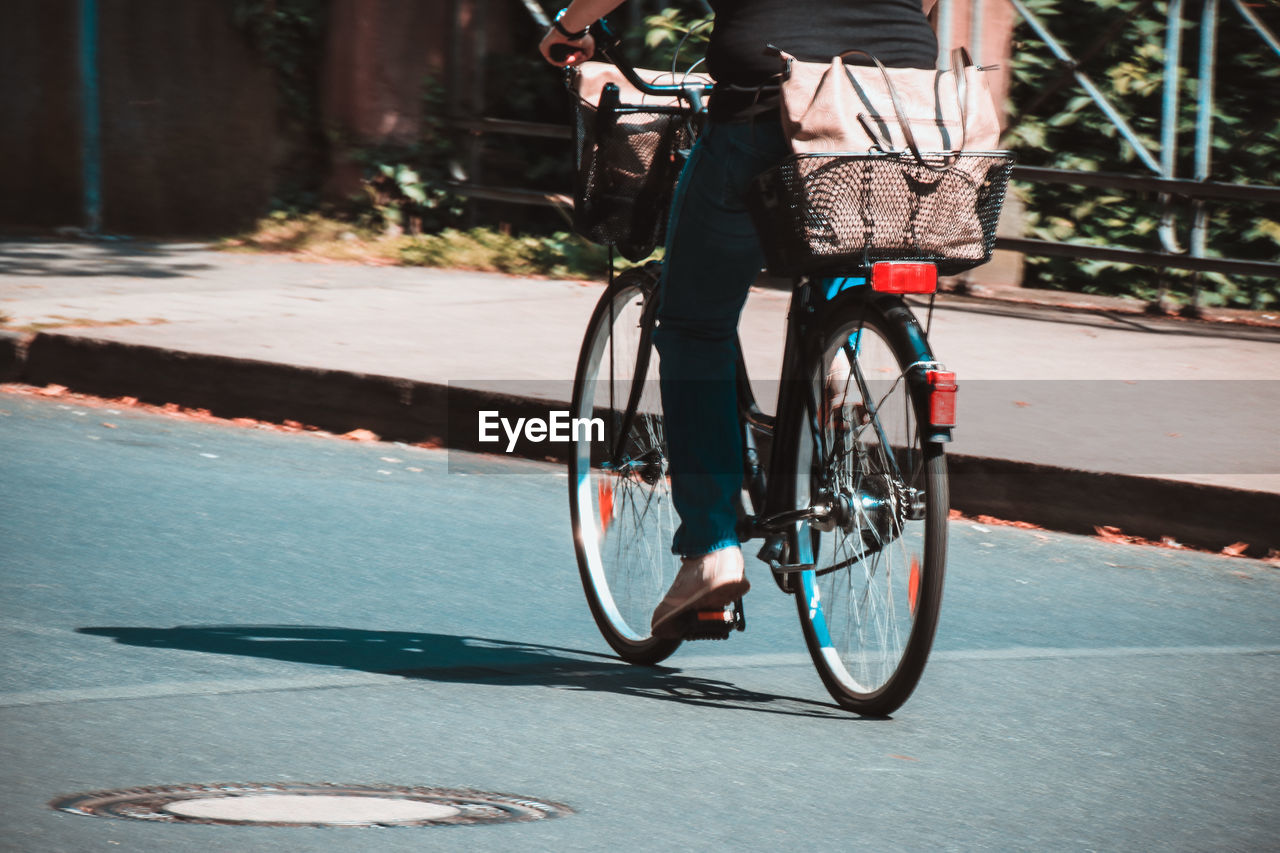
<box><xmin>540</xmin><ymin>28</ymin><xmax>595</xmax><ymax>67</ymax></box>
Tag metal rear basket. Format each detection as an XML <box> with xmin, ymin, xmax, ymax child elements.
<box><xmin>745</xmin><ymin>151</ymin><xmax>1016</xmax><ymax>277</ymax></box>
<box><xmin>570</xmin><ymin>96</ymin><xmax>693</xmax><ymax>262</ymax></box>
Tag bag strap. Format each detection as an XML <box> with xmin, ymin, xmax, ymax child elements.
<box><xmin>845</xmin><ymin>48</ymin><xmax>976</xmax><ymax>166</ymax></box>
<box><xmin>837</xmin><ymin>49</ymin><xmax>929</xmax><ymax>165</ymax></box>
<box><xmin>950</xmin><ymin>47</ymin><xmax>972</xmax><ymax>154</ymax></box>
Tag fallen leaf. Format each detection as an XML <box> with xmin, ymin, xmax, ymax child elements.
<box><xmin>975</xmin><ymin>514</ymin><xmax>1043</xmax><ymax>530</ymax></box>
<box><xmin>1094</xmin><ymin>525</ymin><xmax>1128</xmax><ymax>543</ymax></box>
<box><xmin>341</xmin><ymin>428</ymin><xmax>379</xmax><ymax>442</ymax></box>
<box><xmin>101</xmin><ymin>422</ymin><xmax>117</xmax><ymax>429</ymax></box>
<box><xmin>38</xmin><ymin>384</ymin><xmax>68</xmax><ymax>397</ymax></box>
<box><xmin>1013</xmin><ymin>400</ymin><xmax>1031</xmax><ymax>407</ymax></box>
<box><xmin>1221</xmin><ymin>542</ymin><xmax>1249</xmax><ymax>557</ymax></box>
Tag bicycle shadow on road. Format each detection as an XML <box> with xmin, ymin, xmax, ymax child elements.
<box><xmin>77</xmin><ymin>624</ymin><xmax>856</xmax><ymax>720</ymax></box>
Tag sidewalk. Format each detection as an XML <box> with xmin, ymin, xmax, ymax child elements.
<box><xmin>2</xmin><ymin>238</ymin><xmax>1278</xmax><ymax>555</ymax></box>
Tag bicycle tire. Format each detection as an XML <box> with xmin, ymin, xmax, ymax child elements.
<box><xmin>568</xmin><ymin>267</ymin><xmax>683</xmax><ymax>665</ymax></box>
<box><xmin>786</xmin><ymin>291</ymin><xmax>948</xmax><ymax>715</ymax></box>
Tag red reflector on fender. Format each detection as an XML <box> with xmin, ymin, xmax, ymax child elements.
<box><xmin>927</xmin><ymin>370</ymin><xmax>957</xmax><ymax>427</ymax></box>
<box><xmin>871</xmin><ymin>262</ymin><xmax>937</xmax><ymax>294</ymax></box>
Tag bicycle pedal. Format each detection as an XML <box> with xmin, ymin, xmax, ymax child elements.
<box><xmin>678</xmin><ymin>600</ymin><xmax>746</xmax><ymax>641</ymax></box>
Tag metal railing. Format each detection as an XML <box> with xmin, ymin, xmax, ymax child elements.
<box><xmin>445</xmin><ymin>0</ymin><xmax>1278</xmax><ymax>310</ymax></box>
<box><xmin>981</xmin><ymin>0</ymin><xmax>1280</xmax><ymax>307</ymax></box>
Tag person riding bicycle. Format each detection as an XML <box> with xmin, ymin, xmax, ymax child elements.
<box><xmin>541</xmin><ymin>0</ymin><xmax>939</xmax><ymax>638</ymax></box>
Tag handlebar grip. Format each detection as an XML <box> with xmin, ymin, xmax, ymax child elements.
<box><xmin>549</xmin><ymin>43</ymin><xmax>585</xmax><ymax>64</ymax></box>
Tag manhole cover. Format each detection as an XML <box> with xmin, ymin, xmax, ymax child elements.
<box><xmin>51</xmin><ymin>783</ymin><xmax>572</xmax><ymax>827</ymax></box>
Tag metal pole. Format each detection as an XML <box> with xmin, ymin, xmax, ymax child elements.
<box><xmin>517</xmin><ymin>0</ymin><xmax>549</xmax><ymax>27</ymax></box>
<box><xmin>1187</xmin><ymin>0</ymin><xmax>1219</xmax><ymax>316</ymax></box>
<box><xmin>1157</xmin><ymin>0</ymin><xmax>1184</xmax><ymax>287</ymax></box>
<box><xmin>79</xmin><ymin>0</ymin><xmax>102</xmax><ymax>234</ymax></box>
<box><xmin>1006</xmin><ymin>0</ymin><xmax>1164</xmax><ymax>174</ymax></box>
<box><xmin>936</xmin><ymin>0</ymin><xmax>955</xmax><ymax>69</ymax></box>
<box><xmin>466</xmin><ymin>0</ymin><xmax>487</xmax><ymax>229</ymax></box>
<box><xmin>1159</xmin><ymin>1</ymin><xmax>1183</xmax><ymax>183</ymax></box>
<box><xmin>970</xmin><ymin>0</ymin><xmax>986</xmax><ymax>63</ymax></box>
<box><xmin>1230</xmin><ymin>0</ymin><xmax>1280</xmax><ymax>58</ymax></box>
<box><xmin>447</xmin><ymin>0</ymin><xmax>462</xmax><ymax>119</ymax></box>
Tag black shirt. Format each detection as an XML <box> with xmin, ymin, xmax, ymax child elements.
<box><xmin>706</xmin><ymin>0</ymin><xmax>937</xmax><ymax>119</ymax></box>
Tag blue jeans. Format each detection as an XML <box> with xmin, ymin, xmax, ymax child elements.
<box><xmin>653</xmin><ymin>118</ymin><xmax>791</xmax><ymax>557</ymax></box>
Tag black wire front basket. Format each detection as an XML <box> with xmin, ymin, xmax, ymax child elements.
<box><xmin>745</xmin><ymin>151</ymin><xmax>1016</xmax><ymax>277</ymax></box>
<box><xmin>570</xmin><ymin>90</ymin><xmax>694</xmax><ymax>262</ymax></box>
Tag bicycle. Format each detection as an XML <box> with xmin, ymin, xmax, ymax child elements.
<box><xmin>560</xmin><ymin>26</ymin><xmax>1012</xmax><ymax>715</ymax></box>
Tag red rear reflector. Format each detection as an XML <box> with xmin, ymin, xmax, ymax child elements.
<box><xmin>927</xmin><ymin>370</ymin><xmax>957</xmax><ymax>427</ymax></box>
<box><xmin>871</xmin><ymin>262</ymin><xmax>937</xmax><ymax>294</ymax></box>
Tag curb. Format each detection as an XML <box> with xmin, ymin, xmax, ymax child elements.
<box><xmin>0</xmin><ymin>330</ymin><xmax>28</xmax><ymax>382</ymax></box>
<box><xmin>8</xmin><ymin>330</ymin><xmax>1277</xmax><ymax>558</ymax></box>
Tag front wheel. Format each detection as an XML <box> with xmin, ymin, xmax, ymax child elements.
<box><xmin>788</xmin><ymin>295</ymin><xmax>948</xmax><ymax>715</ymax></box>
<box><xmin>568</xmin><ymin>268</ymin><xmax>682</xmax><ymax>665</ymax></box>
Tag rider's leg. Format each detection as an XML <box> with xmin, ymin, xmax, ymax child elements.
<box><xmin>653</xmin><ymin>118</ymin><xmax>789</xmax><ymax>560</ymax></box>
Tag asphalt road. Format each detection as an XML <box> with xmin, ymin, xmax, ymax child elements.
<box><xmin>1</xmin><ymin>392</ymin><xmax>1277</xmax><ymax>852</ymax></box>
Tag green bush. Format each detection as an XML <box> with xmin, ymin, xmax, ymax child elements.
<box><xmin>1006</xmin><ymin>0</ymin><xmax>1280</xmax><ymax>309</ymax></box>
<box><xmin>396</xmin><ymin>228</ymin><xmax>631</xmax><ymax>278</ymax></box>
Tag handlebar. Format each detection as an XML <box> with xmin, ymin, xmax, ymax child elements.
<box><xmin>552</xmin><ymin>19</ymin><xmax>713</xmax><ymax>108</ymax></box>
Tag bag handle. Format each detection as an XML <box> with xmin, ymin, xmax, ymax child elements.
<box><xmin>843</xmin><ymin>47</ymin><xmax>979</xmax><ymax>163</ymax></box>
<box><xmin>772</xmin><ymin>45</ymin><xmax>973</xmax><ymax>165</ymax></box>
<box><xmin>950</xmin><ymin>47</ymin><xmax>973</xmax><ymax>154</ymax></box>
<box><xmin>836</xmin><ymin>49</ymin><xmax>932</xmax><ymax>166</ymax></box>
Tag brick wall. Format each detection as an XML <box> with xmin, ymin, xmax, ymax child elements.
<box><xmin>0</xmin><ymin>0</ymin><xmax>276</xmax><ymax>235</ymax></box>
<box><xmin>0</xmin><ymin>1</ymin><xmax>82</xmax><ymax>229</ymax></box>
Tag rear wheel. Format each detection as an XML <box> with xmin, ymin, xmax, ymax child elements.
<box><xmin>789</xmin><ymin>295</ymin><xmax>948</xmax><ymax>715</ymax></box>
<box><xmin>568</xmin><ymin>268</ymin><xmax>682</xmax><ymax>665</ymax></box>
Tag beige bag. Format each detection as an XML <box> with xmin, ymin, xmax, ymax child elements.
<box><xmin>746</xmin><ymin>50</ymin><xmax>1012</xmax><ymax>276</ymax></box>
<box><xmin>776</xmin><ymin>48</ymin><xmax>1001</xmax><ymax>157</ymax></box>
